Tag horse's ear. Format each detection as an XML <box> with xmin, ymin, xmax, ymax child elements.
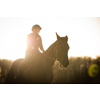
<box><xmin>65</xmin><ymin>35</ymin><xmax>68</xmax><ymax>42</ymax></box>
<box><xmin>56</xmin><ymin>32</ymin><xmax>60</xmax><ymax>40</ymax></box>
<box><xmin>65</xmin><ymin>35</ymin><xmax>68</xmax><ymax>39</ymax></box>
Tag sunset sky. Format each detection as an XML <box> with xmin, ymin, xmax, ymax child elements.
<box><xmin>0</xmin><ymin>17</ymin><xmax>100</xmax><ymax>60</ymax></box>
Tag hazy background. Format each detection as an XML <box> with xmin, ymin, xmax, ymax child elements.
<box><xmin>0</xmin><ymin>17</ymin><xmax>100</xmax><ymax>60</ymax></box>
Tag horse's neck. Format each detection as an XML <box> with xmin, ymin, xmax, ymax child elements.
<box><xmin>44</xmin><ymin>41</ymin><xmax>57</xmax><ymax>57</ymax></box>
<box><xmin>43</xmin><ymin>41</ymin><xmax>57</xmax><ymax>71</ymax></box>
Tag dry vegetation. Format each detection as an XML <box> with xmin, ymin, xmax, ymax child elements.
<box><xmin>0</xmin><ymin>59</ymin><xmax>13</xmax><ymax>83</ymax></box>
<box><xmin>52</xmin><ymin>56</ymin><xmax>100</xmax><ymax>84</ymax></box>
<box><xmin>0</xmin><ymin>56</ymin><xmax>100</xmax><ymax>84</ymax></box>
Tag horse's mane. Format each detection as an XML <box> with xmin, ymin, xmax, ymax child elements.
<box><xmin>43</xmin><ymin>40</ymin><xmax>57</xmax><ymax>55</ymax></box>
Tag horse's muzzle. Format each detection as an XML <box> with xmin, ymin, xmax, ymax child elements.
<box><xmin>63</xmin><ymin>60</ymin><xmax>69</xmax><ymax>67</ymax></box>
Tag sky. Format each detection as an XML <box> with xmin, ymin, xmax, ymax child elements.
<box><xmin>0</xmin><ymin>17</ymin><xmax>100</xmax><ymax>60</ymax></box>
<box><xmin>0</xmin><ymin>0</ymin><xmax>100</xmax><ymax>60</ymax></box>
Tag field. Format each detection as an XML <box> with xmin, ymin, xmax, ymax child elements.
<box><xmin>0</xmin><ymin>56</ymin><xmax>100</xmax><ymax>84</ymax></box>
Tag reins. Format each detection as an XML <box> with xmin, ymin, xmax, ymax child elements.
<box><xmin>42</xmin><ymin>41</ymin><xmax>59</xmax><ymax>75</ymax></box>
<box><xmin>43</xmin><ymin>54</ymin><xmax>56</xmax><ymax>61</ymax></box>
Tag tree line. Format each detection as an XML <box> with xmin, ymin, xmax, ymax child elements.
<box><xmin>0</xmin><ymin>59</ymin><xmax>13</xmax><ymax>83</ymax></box>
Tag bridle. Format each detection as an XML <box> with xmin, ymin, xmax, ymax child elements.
<box><xmin>42</xmin><ymin>40</ymin><xmax>69</xmax><ymax>76</ymax></box>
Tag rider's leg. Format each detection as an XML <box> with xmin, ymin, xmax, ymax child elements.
<box><xmin>22</xmin><ymin>52</ymin><xmax>33</xmax><ymax>69</ymax></box>
<box><xmin>16</xmin><ymin>52</ymin><xmax>32</xmax><ymax>78</ymax></box>
<box><xmin>18</xmin><ymin>52</ymin><xmax>33</xmax><ymax>73</ymax></box>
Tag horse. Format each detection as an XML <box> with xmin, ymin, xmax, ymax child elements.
<box><xmin>4</xmin><ymin>33</ymin><xmax>70</xmax><ymax>84</ymax></box>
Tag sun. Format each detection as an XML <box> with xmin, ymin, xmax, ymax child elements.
<box><xmin>11</xmin><ymin>39</ymin><xmax>26</xmax><ymax>60</ymax></box>
<box><xmin>0</xmin><ymin>33</ymin><xmax>27</xmax><ymax>60</ymax></box>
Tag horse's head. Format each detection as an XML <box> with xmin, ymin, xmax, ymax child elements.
<box><xmin>55</xmin><ymin>33</ymin><xmax>70</xmax><ymax>68</ymax></box>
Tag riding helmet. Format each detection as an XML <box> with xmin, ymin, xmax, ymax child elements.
<box><xmin>32</xmin><ymin>24</ymin><xmax>42</xmax><ymax>31</ymax></box>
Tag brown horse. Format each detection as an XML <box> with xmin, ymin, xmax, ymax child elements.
<box><xmin>4</xmin><ymin>33</ymin><xmax>70</xmax><ymax>84</ymax></box>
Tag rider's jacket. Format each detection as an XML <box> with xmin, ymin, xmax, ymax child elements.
<box><xmin>26</xmin><ymin>33</ymin><xmax>44</xmax><ymax>54</ymax></box>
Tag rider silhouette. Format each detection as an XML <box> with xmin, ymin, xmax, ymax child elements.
<box><xmin>26</xmin><ymin>24</ymin><xmax>44</xmax><ymax>56</ymax></box>
<box><xmin>19</xmin><ymin>24</ymin><xmax>44</xmax><ymax>72</ymax></box>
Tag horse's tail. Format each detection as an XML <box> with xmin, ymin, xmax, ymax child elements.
<box><xmin>4</xmin><ymin>58</ymin><xmax>24</xmax><ymax>84</ymax></box>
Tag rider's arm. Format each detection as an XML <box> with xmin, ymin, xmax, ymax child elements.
<box><xmin>38</xmin><ymin>36</ymin><xmax>44</xmax><ymax>52</ymax></box>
